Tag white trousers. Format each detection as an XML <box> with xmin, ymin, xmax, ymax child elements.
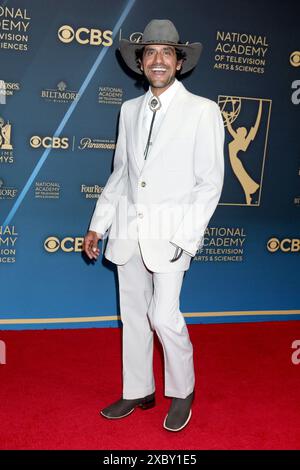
<box><xmin>117</xmin><ymin>240</ymin><xmax>195</xmax><ymax>399</ymax></box>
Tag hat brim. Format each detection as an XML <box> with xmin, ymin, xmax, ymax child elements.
<box><xmin>119</xmin><ymin>39</ymin><xmax>203</xmax><ymax>75</ymax></box>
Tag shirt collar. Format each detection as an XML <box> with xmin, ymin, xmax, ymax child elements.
<box><xmin>147</xmin><ymin>78</ymin><xmax>180</xmax><ymax>112</ymax></box>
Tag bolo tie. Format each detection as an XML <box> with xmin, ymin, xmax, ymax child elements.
<box><xmin>144</xmin><ymin>95</ymin><xmax>161</xmax><ymax>160</ymax></box>
<box><xmin>143</xmin><ymin>94</ymin><xmax>183</xmax><ymax>263</ymax></box>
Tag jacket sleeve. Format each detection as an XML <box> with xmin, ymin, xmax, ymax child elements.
<box><xmin>170</xmin><ymin>101</ymin><xmax>225</xmax><ymax>257</ymax></box>
<box><xmin>89</xmin><ymin>103</ymin><xmax>128</xmax><ymax>236</ymax></box>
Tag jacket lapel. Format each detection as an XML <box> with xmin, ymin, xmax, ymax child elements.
<box><xmin>130</xmin><ymin>82</ymin><xmax>188</xmax><ymax>173</ymax></box>
<box><xmin>131</xmin><ymin>92</ymin><xmax>149</xmax><ymax>172</ymax></box>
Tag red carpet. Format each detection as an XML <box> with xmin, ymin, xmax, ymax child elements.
<box><xmin>0</xmin><ymin>321</ymin><xmax>299</xmax><ymax>450</ymax></box>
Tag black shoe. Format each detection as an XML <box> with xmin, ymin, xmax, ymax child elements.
<box><xmin>163</xmin><ymin>391</ymin><xmax>194</xmax><ymax>432</ymax></box>
<box><xmin>100</xmin><ymin>393</ymin><xmax>155</xmax><ymax>419</ymax></box>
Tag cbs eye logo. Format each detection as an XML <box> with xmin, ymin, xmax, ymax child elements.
<box><xmin>44</xmin><ymin>236</ymin><xmax>84</xmax><ymax>253</ymax></box>
<box><xmin>290</xmin><ymin>51</ymin><xmax>300</xmax><ymax>67</ymax></box>
<box><xmin>30</xmin><ymin>136</ymin><xmax>69</xmax><ymax>149</ymax></box>
<box><xmin>44</xmin><ymin>237</ymin><xmax>60</xmax><ymax>253</ymax></box>
<box><xmin>267</xmin><ymin>238</ymin><xmax>280</xmax><ymax>252</ymax></box>
<box><xmin>58</xmin><ymin>25</ymin><xmax>113</xmax><ymax>47</ymax></box>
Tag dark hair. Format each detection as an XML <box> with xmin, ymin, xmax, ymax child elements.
<box><xmin>135</xmin><ymin>45</ymin><xmax>187</xmax><ymax>68</ymax></box>
<box><xmin>175</xmin><ymin>47</ymin><xmax>187</xmax><ymax>62</ymax></box>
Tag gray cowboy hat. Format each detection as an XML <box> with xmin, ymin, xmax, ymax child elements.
<box><xmin>119</xmin><ymin>19</ymin><xmax>203</xmax><ymax>75</ymax></box>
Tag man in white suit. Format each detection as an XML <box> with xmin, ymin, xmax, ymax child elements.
<box><xmin>84</xmin><ymin>19</ymin><xmax>224</xmax><ymax>432</ymax></box>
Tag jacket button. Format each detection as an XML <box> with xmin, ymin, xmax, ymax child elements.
<box><xmin>141</xmin><ymin>181</ymin><xmax>146</xmax><ymax>187</ymax></box>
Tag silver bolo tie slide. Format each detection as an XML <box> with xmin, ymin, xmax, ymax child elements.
<box><xmin>143</xmin><ymin>95</ymin><xmax>183</xmax><ymax>263</ymax></box>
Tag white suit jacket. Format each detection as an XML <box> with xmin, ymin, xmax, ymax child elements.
<box><xmin>89</xmin><ymin>81</ymin><xmax>224</xmax><ymax>272</ymax></box>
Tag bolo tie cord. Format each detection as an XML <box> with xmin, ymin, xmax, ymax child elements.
<box><xmin>144</xmin><ymin>110</ymin><xmax>157</xmax><ymax>160</ymax></box>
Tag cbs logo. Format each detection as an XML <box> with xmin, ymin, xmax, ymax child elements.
<box><xmin>58</xmin><ymin>25</ymin><xmax>113</xmax><ymax>46</ymax></box>
<box><xmin>30</xmin><ymin>136</ymin><xmax>69</xmax><ymax>149</ymax></box>
<box><xmin>290</xmin><ymin>51</ymin><xmax>300</xmax><ymax>67</ymax></box>
<box><xmin>44</xmin><ymin>236</ymin><xmax>84</xmax><ymax>253</ymax></box>
<box><xmin>267</xmin><ymin>238</ymin><xmax>300</xmax><ymax>252</ymax></box>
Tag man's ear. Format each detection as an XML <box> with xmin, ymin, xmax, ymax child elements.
<box><xmin>176</xmin><ymin>59</ymin><xmax>183</xmax><ymax>71</ymax></box>
<box><xmin>138</xmin><ymin>59</ymin><xmax>143</xmax><ymax>72</ymax></box>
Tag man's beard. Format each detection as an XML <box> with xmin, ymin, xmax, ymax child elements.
<box><xmin>146</xmin><ymin>74</ymin><xmax>175</xmax><ymax>89</ymax></box>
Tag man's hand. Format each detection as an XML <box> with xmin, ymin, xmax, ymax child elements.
<box><xmin>83</xmin><ymin>230</ymin><xmax>101</xmax><ymax>260</ymax></box>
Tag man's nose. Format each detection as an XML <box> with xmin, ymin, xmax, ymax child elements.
<box><xmin>152</xmin><ymin>51</ymin><xmax>165</xmax><ymax>63</ymax></box>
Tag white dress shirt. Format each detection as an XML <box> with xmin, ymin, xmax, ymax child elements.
<box><xmin>142</xmin><ymin>78</ymin><xmax>181</xmax><ymax>158</ymax></box>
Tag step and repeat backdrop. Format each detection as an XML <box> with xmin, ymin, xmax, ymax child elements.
<box><xmin>0</xmin><ymin>0</ymin><xmax>299</xmax><ymax>329</ymax></box>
